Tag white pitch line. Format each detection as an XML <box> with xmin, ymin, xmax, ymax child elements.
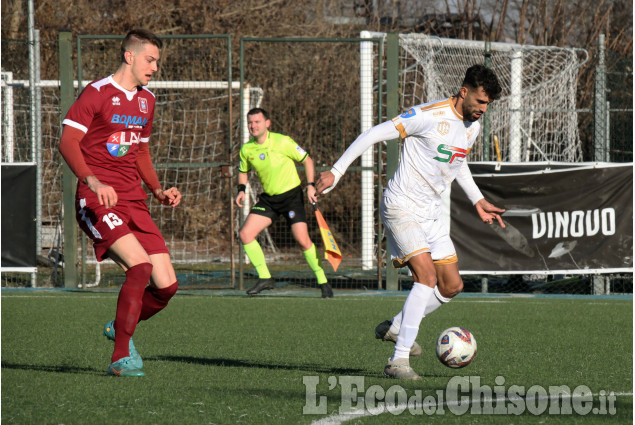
<box><xmin>310</xmin><ymin>392</ymin><xmax>633</xmax><ymax>425</ymax></box>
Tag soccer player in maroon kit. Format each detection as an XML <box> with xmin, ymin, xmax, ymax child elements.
<box><xmin>59</xmin><ymin>29</ymin><xmax>181</xmax><ymax>377</ymax></box>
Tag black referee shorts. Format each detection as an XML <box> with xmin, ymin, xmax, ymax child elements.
<box><xmin>250</xmin><ymin>185</ymin><xmax>307</xmax><ymax>225</ymax></box>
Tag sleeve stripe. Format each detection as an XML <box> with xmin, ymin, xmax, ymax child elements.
<box><xmin>62</xmin><ymin>119</ymin><xmax>88</xmax><ymax>134</ymax></box>
<box><xmin>395</xmin><ymin>122</ymin><xmax>408</xmax><ymax>139</ymax></box>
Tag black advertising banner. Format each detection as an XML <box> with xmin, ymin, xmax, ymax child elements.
<box><xmin>1</xmin><ymin>164</ymin><xmax>37</xmax><ymax>268</ymax></box>
<box><xmin>450</xmin><ymin>164</ymin><xmax>633</xmax><ymax>274</ymax></box>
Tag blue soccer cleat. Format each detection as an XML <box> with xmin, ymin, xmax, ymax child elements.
<box><xmin>103</xmin><ymin>320</ymin><xmax>143</xmax><ymax>369</ymax></box>
<box><xmin>107</xmin><ymin>356</ymin><xmax>145</xmax><ymax>377</ymax></box>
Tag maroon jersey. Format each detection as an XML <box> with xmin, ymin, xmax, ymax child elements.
<box><xmin>62</xmin><ymin>76</ymin><xmax>156</xmax><ymax>201</ymax></box>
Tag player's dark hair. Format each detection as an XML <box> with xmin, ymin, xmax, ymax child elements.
<box><xmin>120</xmin><ymin>29</ymin><xmax>163</xmax><ymax>63</ymax></box>
<box><xmin>462</xmin><ymin>64</ymin><xmax>502</xmax><ymax>100</ymax></box>
<box><xmin>247</xmin><ymin>107</ymin><xmax>270</xmax><ymax>120</ymax></box>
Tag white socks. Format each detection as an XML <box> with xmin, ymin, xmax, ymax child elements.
<box><xmin>392</xmin><ymin>283</ymin><xmax>433</xmax><ymax>360</ymax></box>
<box><xmin>425</xmin><ymin>285</ymin><xmax>452</xmax><ymax>316</ymax></box>
<box><xmin>391</xmin><ymin>284</ymin><xmax>451</xmax><ymax>361</ymax></box>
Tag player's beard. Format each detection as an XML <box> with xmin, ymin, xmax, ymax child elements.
<box><xmin>465</xmin><ymin>110</ymin><xmax>482</xmax><ymax>122</ymax></box>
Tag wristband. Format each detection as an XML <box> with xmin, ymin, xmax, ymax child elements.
<box><xmin>237</xmin><ymin>184</ymin><xmax>246</xmax><ymax>193</ymax></box>
<box><xmin>306</xmin><ymin>182</ymin><xmax>315</xmax><ymax>187</ymax></box>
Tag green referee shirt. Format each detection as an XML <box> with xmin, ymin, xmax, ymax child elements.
<box><xmin>239</xmin><ymin>131</ymin><xmax>309</xmax><ymax>196</ymax></box>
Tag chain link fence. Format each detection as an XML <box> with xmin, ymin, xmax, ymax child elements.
<box><xmin>1</xmin><ymin>32</ymin><xmax>632</xmax><ymax>294</ymax></box>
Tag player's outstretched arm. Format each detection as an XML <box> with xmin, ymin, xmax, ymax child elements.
<box><xmin>475</xmin><ymin>199</ymin><xmax>505</xmax><ymax>228</ymax></box>
<box><xmin>316</xmin><ymin>120</ymin><xmax>400</xmax><ymax>195</ymax></box>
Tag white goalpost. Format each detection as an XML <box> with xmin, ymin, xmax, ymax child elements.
<box><xmin>362</xmin><ymin>32</ymin><xmax>587</xmax><ymax>163</ymax></box>
<box><xmin>357</xmin><ymin>32</ymin><xmax>587</xmax><ymax>272</ymax></box>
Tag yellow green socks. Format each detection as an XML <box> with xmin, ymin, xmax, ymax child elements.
<box><xmin>303</xmin><ymin>244</ymin><xmax>328</xmax><ymax>284</ymax></box>
<box><xmin>243</xmin><ymin>240</ymin><xmax>271</xmax><ymax>279</ymax></box>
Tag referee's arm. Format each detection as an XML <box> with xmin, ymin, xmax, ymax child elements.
<box><xmin>303</xmin><ymin>155</ymin><xmax>317</xmax><ymax>203</ymax></box>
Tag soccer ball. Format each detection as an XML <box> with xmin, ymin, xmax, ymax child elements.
<box><xmin>435</xmin><ymin>327</ymin><xmax>477</xmax><ymax>368</ymax></box>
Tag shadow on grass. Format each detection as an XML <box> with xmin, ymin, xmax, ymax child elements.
<box><xmin>150</xmin><ymin>355</ymin><xmax>370</xmax><ymax>376</ymax></box>
<box><xmin>1</xmin><ymin>361</ymin><xmax>103</xmax><ymax>376</ymax></box>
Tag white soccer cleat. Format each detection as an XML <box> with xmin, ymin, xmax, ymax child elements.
<box><xmin>384</xmin><ymin>358</ymin><xmax>421</xmax><ymax>380</ymax></box>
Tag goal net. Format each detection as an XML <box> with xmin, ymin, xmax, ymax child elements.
<box><xmin>365</xmin><ymin>32</ymin><xmax>586</xmax><ymax>163</ymax></box>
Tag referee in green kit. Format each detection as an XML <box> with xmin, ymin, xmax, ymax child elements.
<box><xmin>235</xmin><ymin>108</ymin><xmax>333</xmax><ymax>298</ymax></box>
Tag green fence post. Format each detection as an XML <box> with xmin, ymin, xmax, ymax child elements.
<box><xmin>385</xmin><ymin>33</ymin><xmax>399</xmax><ymax>291</ymax></box>
<box><xmin>58</xmin><ymin>31</ymin><xmax>78</xmax><ymax>288</ymax></box>
<box><xmin>594</xmin><ymin>34</ymin><xmax>608</xmax><ymax>162</ymax></box>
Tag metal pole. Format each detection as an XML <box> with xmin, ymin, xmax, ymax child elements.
<box><xmin>1</xmin><ymin>72</ymin><xmax>15</xmax><ymax>162</ymax></box>
<box><xmin>594</xmin><ymin>34</ymin><xmax>607</xmax><ymax>162</ymax></box>
<box><xmin>238</xmin><ymin>39</ymin><xmax>246</xmax><ymax>290</ymax></box>
<box><xmin>59</xmin><ymin>31</ymin><xmax>79</xmax><ymax>288</ymax></box>
<box><xmin>28</xmin><ymin>0</ymin><xmax>38</xmax><ymax>287</ymax></box>
<box><xmin>376</xmin><ymin>39</ymin><xmax>384</xmax><ymax>290</ymax></box>
<box><xmin>360</xmin><ymin>31</ymin><xmax>374</xmax><ymax>271</ymax></box>
<box><xmin>510</xmin><ymin>50</ymin><xmax>523</xmax><ymax>162</ymax></box>
<box><xmin>481</xmin><ymin>277</ymin><xmax>488</xmax><ymax>294</ymax></box>
<box><xmin>35</xmin><ymin>29</ymin><xmax>43</xmax><ymax>286</ymax></box>
<box><xmin>605</xmin><ymin>101</ymin><xmax>610</xmax><ymax>161</ymax></box>
<box><xmin>482</xmin><ymin>40</ymin><xmax>492</xmax><ymax>161</ymax></box>
<box><xmin>385</xmin><ymin>33</ymin><xmax>400</xmax><ymax>291</ymax></box>
<box><xmin>593</xmin><ymin>35</ymin><xmax>607</xmax><ymax>294</ymax></box>
<box><xmin>227</xmin><ymin>36</ymin><xmax>235</xmax><ymax>289</ymax></box>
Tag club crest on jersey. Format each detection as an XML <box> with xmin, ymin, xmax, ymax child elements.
<box><xmin>434</xmin><ymin>144</ymin><xmax>468</xmax><ymax>164</ymax></box>
<box><xmin>437</xmin><ymin>121</ymin><xmax>450</xmax><ymax>136</ymax></box>
<box><xmin>400</xmin><ymin>108</ymin><xmax>416</xmax><ymax>119</ymax></box>
<box><xmin>106</xmin><ymin>131</ymin><xmax>140</xmax><ymax>157</ymax></box>
<box><xmin>259</xmin><ymin>153</ymin><xmax>266</xmax><ymax>160</ymax></box>
<box><xmin>138</xmin><ymin>97</ymin><xmax>148</xmax><ymax>113</ymax></box>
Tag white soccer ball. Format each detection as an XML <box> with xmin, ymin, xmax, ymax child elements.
<box><xmin>436</xmin><ymin>327</ymin><xmax>477</xmax><ymax>368</ymax></box>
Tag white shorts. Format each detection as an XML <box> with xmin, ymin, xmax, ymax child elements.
<box><xmin>380</xmin><ymin>196</ymin><xmax>457</xmax><ymax>268</ymax></box>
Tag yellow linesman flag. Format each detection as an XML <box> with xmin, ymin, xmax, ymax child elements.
<box><xmin>312</xmin><ymin>203</ymin><xmax>342</xmax><ymax>272</ymax></box>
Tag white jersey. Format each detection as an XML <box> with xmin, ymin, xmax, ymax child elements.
<box><xmin>385</xmin><ymin>97</ymin><xmax>480</xmax><ymax>216</ymax></box>
<box><xmin>331</xmin><ymin>96</ymin><xmax>483</xmax><ymax>219</ymax></box>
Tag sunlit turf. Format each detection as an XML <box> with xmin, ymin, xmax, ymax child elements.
<box><xmin>1</xmin><ymin>290</ymin><xmax>632</xmax><ymax>424</ymax></box>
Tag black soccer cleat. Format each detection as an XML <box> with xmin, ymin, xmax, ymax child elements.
<box><xmin>246</xmin><ymin>278</ymin><xmax>276</xmax><ymax>295</ymax></box>
<box><xmin>320</xmin><ymin>283</ymin><xmax>334</xmax><ymax>298</ymax></box>
<box><xmin>374</xmin><ymin>319</ymin><xmax>422</xmax><ymax>356</ymax></box>
<box><xmin>375</xmin><ymin>320</ymin><xmax>392</xmax><ymax>340</ymax></box>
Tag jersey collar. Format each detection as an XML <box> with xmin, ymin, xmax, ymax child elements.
<box><xmin>108</xmin><ymin>75</ymin><xmax>139</xmax><ymax>101</ymax></box>
<box><xmin>252</xmin><ymin>130</ymin><xmax>271</xmax><ymax>146</ymax></box>
<box><xmin>448</xmin><ymin>96</ymin><xmax>464</xmax><ymax>120</ymax></box>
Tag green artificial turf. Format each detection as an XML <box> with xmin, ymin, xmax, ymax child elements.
<box><xmin>2</xmin><ymin>291</ymin><xmax>632</xmax><ymax>424</ymax></box>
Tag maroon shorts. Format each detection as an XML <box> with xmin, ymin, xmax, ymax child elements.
<box><xmin>75</xmin><ymin>196</ymin><xmax>169</xmax><ymax>261</ymax></box>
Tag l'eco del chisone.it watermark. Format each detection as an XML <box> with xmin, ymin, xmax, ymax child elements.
<box><xmin>303</xmin><ymin>375</ymin><xmax>618</xmax><ymax>416</ymax></box>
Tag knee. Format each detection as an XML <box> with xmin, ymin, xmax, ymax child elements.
<box><xmin>238</xmin><ymin>228</ymin><xmax>252</xmax><ymax>245</ymax></box>
<box><xmin>155</xmin><ymin>281</ymin><xmax>178</xmax><ymax>302</ymax></box>
<box><xmin>416</xmin><ymin>271</ymin><xmax>438</xmax><ymax>288</ymax></box>
<box><xmin>127</xmin><ymin>262</ymin><xmax>153</xmax><ymax>281</ymax></box>
<box><xmin>440</xmin><ymin>278</ymin><xmax>463</xmax><ymax>298</ymax></box>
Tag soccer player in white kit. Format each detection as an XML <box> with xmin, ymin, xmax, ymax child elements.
<box><xmin>316</xmin><ymin>64</ymin><xmax>506</xmax><ymax>379</ymax></box>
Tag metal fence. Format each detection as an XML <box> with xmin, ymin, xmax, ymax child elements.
<box><xmin>1</xmin><ymin>31</ymin><xmax>632</xmax><ymax>295</ymax></box>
